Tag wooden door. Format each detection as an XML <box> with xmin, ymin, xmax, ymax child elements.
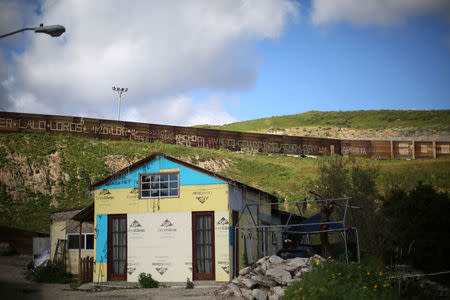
<box><xmin>192</xmin><ymin>211</ymin><xmax>215</xmax><ymax>280</ymax></box>
<box><xmin>108</xmin><ymin>214</ymin><xmax>127</xmax><ymax>281</ymax></box>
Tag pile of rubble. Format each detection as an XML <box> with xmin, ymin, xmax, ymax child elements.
<box><xmin>219</xmin><ymin>254</ymin><xmax>325</xmax><ymax>300</ymax></box>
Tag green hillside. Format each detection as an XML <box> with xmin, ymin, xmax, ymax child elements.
<box><xmin>0</xmin><ymin>133</ymin><xmax>449</xmax><ymax>233</ymax></box>
<box><xmin>198</xmin><ymin>110</ymin><xmax>450</xmax><ymax>132</ymax></box>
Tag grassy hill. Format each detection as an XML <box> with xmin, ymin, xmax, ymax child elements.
<box><xmin>0</xmin><ymin>133</ymin><xmax>449</xmax><ymax>233</ymax></box>
<box><xmin>198</xmin><ymin>110</ymin><xmax>450</xmax><ymax>132</ymax></box>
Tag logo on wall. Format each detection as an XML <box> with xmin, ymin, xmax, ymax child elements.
<box><xmin>99</xmin><ymin>189</ymin><xmax>111</xmax><ymax>195</ymax></box>
<box><xmin>130</xmin><ymin>220</ymin><xmax>142</xmax><ymax>227</ymax></box>
<box><xmin>161</xmin><ymin>219</ymin><xmax>173</xmax><ymax>227</ymax></box>
<box><xmin>129</xmin><ymin>220</ymin><xmax>145</xmax><ymax>232</ymax></box>
<box><xmin>196</xmin><ymin>196</ymin><xmax>208</xmax><ymax>204</ymax></box>
<box><xmin>127</xmin><ymin>267</ymin><xmax>136</xmax><ymax>275</ymax></box>
<box><xmin>221</xmin><ymin>266</ymin><xmax>230</xmax><ymax>274</ymax></box>
<box><xmin>155</xmin><ymin>267</ymin><xmax>168</xmax><ymax>275</ymax></box>
<box><xmin>217</xmin><ymin>217</ymin><xmax>229</xmax><ymax>225</ymax></box>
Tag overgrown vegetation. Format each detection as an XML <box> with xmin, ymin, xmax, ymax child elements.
<box><xmin>382</xmin><ymin>183</ymin><xmax>450</xmax><ymax>272</ymax></box>
<box><xmin>198</xmin><ymin>110</ymin><xmax>450</xmax><ymax>132</ymax></box>
<box><xmin>186</xmin><ymin>277</ymin><xmax>194</xmax><ymax>289</ymax></box>
<box><xmin>138</xmin><ymin>272</ymin><xmax>159</xmax><ymax>288</ymax></box>
<box><xmin>25</xmin><ymin>262</ymin><xmax>73</xmax><ymax>283</ymax></box>
<box><xmin>283</xmin><ymin>259</ymin><xmax>397</xmax><ymax>300</ymax></box>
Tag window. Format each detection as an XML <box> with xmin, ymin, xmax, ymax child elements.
<box><xmin>140</xmin><ymin>173</ymin><xmax>179</xmax><ymax>198</ymax></box>
<box><xmin>67</xmin><ymin>234</ymin><xmax>94</xmax><ymax>250</ymax></box>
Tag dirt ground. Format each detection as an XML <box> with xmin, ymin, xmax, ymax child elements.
<box><xmin>0</xmin><ymin>255</ymin><xmax>235</xmax><ymax>300</ymax></box>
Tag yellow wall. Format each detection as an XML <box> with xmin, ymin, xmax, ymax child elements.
<box><xmin>95</xmin><ymin>184</ymin><xmax>228</xmax><ymax>215</ymax></box>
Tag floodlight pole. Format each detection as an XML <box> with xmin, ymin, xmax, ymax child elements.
<box><xmin>112</xmin><ymin>86</ymin><xmax>128</xmax><ymax>121</ymax></box>
<box><xmin>0</xmin><ymin>24</ymin><xmax>65</xmax><ymax>39</ymax></box>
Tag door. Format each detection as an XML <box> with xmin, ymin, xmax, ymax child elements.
<box><xmin>108</xmin><ymin>214</ymin><xmax>127</xmax><ymax>281</ymax></box>
<box><xmin>192</xmin><ymin>211</ymin><xmax>215</xmax><ymax>280</ymax></box>
<box><xmin>232</xmin><ymin>211</ymin><xmax>239</xmax><ymax>277</ymax></box>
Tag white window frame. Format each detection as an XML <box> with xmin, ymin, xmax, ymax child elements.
<box><xmin>67</xmin><ymin>233</ymin><xmax>94</xmax><ymax>251</ymax></box>
<box><xmin>139</xmin><ymin>172</ymin><xmax>180</xmax><ymax>199</ymax></box>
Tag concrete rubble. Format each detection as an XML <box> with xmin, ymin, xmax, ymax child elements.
<box><xmin>218</xmin><ymin>254</ymin><xmax>325</xmax><ymax>300</ymax></box>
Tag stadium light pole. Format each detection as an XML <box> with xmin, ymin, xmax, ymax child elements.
<box><xmin>0</xmin><ymin>24</ymin><xmax>65</xmax><ymax>39</ymax></box>
<box><xmin>112</xmin><ymin>86</ymin><xmax>128</xmax><ymax>121</ymax></box>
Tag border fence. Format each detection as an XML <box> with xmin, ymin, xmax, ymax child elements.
<box><xmin>0</xmin><ymin>111</ymin><xmax>448</xmax><ymax>159</ymax></box>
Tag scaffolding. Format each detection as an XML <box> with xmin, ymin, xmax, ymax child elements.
<box><xmin>233</xmin><ymin>197</ymin><xmax>360</xmax><ymax>277</ymax></box>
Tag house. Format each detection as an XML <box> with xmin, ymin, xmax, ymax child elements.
<box><xmin>50</xmin><ymin>207</ymin><xmax>94</xmax><ymax>274</ymax></box>
<box><xmin>88</xmin><ymin>152</ymin><xmax>280</xmax><ymax>283</ymax></box>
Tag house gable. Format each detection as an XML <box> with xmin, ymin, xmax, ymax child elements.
<box><xmin>96</xmin><ymin>157</ymin><xmax>226</xmax><ymax>190</ymax></box>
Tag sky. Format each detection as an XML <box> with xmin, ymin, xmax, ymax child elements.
<box><xmin>0</xmin><ymin>0</ymin><xmax>449</xmax><ymax>126</ymax></box>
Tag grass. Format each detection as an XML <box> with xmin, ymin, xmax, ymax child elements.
<box><xmin>197</xmin><ymin>110</ymin><xmax>450</xmax><ymax>132</ymax></box>
<box><xmin>284</xmin><ymin>258</ymin><xmax>398</xmax><ymax>300</ymax></box>
<box><xmin>0</xmin><ymin>132</ymin><xmax>449</xmax><ymax>233</ymax></box>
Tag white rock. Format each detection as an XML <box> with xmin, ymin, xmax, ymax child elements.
<box><xmin>239</xmin><ymin>266</ymin><xmax>252</xmax><ymax>276</ymax></box>
<box><xmin>243</xmin><ymin>278</ymin><xmax>258</xmax><ymax>289</ymax></box>
<box><xmin>256</xmin><ymin>256</ymin><xmax>269</xmax><ymax>265</ymax></box>
<box><xmin>231</xmin><ymin>277</ymin><xmax>241</xmax><ymax>284</ymax></box>
<box><xmin>266</xmin><ymin>268</ymin><xmax>292</xmax><ymax>285</ymax></box>
<box><xmin>271</xmin><ymin>286</ymin><xmax>285</xmax><ymax>297</ymax></box>
<box><xmin>287</xmin><ymin>257</ymin><xmax>308</xmax><ymax>269</ymax></box>
<box><xmin>251</xmin><ymin>274</ymin><xmax>277</xmax><ymax>287</ymax></box>
<box><xmin>268</xmin><ymin>255</ymin><xmax>284</xmax><ymax>264</ymax></box>
<box><xmin>228</xmin><ymin>283</ymin><xmax>242</xmax><ymax>297</ymax></box>
<box><xmin>252</xmin><ymin>288</ymin><xmax>268</xmax><ymax>300</ymax></box>
<box><xmin>241</xmin><ymin>287</ymin><xmax>253</xmax><ymax>300</ymax></box>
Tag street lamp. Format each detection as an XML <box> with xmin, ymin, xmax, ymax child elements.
<box><xmin>0</xmin><ymin>24</ymin><xmax>66</xmax><ymax>39</ymax></box>
<box><xmin>112</xmin><ymin>86</ymin><xmax>128</xmax><ymax>121</ymax></box>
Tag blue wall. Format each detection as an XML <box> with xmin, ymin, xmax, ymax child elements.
<box><xmin>97</xmin><ymin>157</ymin><xmax>225</xmax><ymax>190</ymax></box>
<box><xmin>96</xmin><ymin>214</ymin><xmax>107</xmax><ymax>263</ymax></box>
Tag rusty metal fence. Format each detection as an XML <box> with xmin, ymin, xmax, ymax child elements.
<box><xmin>0</xmin><ymin>112</ymin><xmax>448</xmax><ymax>159</ymax></box>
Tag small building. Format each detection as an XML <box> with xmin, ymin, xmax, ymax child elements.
<box><xmin>50</xmin><ymin>207</ymin><xmax>94</xmax><ymax>274</ymax></box>
<box><xmin>89</xmin><ymin>152</ymin><xmax>280</xmax><ymax>283</ymax></box>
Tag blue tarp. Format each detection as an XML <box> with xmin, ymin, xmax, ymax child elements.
<box><xmin>288</xmin><ymin>213</ymin><xmax>344</xmax><ymax>233</ymax></box>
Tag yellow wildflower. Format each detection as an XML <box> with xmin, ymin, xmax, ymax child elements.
<box><xmin>338</xmin><ymin>272</ymin><xmax>342</xmax><ymax>276</ymax></box>
<box><xmin>363</xmin><ymin>286</ymin><xmax>367</xmax><ymax>289</ymax></box>
<box><xmin>367</xmin><ymin>272</ymin><xmax>371</xmax><ymax>275</ymax></box>
<box><xmin>316</xmin><ymin>259</ymin><xmax>320</xmax><ymax>266</ymax></box>
<box><xmin>379</xmin><ymin>272</ymin><xmax>383</xmax><ymax>276</ymax></box>
<box><xmin>374</xmin><ymin>284</ymin><xmax>378</xmax><ymax>289</ymax></box>
<box><xmin>300</xmin><ymin>287</ymin><xmax>303</xmax><ymax>291</ymax></box>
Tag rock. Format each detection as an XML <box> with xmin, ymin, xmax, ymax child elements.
<box><xmin>256</xmin><ymin>256</ymin><xmax>269</xmax><ymax>265</ymax></box>
<box><xmin>231</xmin><ymin>277</ymin><xmax>241</xmax><ymax>284</ymax></box>
<box><xmin>266</xmin><ymin>268</ymin><xmax>292</xmax><ymax>285</ymax></box>
<box><xmin>243</xmin><ymin>278</ymin><xmax>258</xmax><ymax>289</ymax></box>
<box><xmin>287</xmin><ymin>257</ymin><xmax>308</xmax><ymax>269</ymax></box>
<box><xmin>251</xmin><ymin>274</ymin><xmax>277</xmax><ymax>287</ymax></box>
<box><xmin>252</xmin><ymin>288</ymin><xmax>268</xmax><ymax>300</ymax></box>
<box><xmin>228</xmin><ymin>283</ymin><xmax>242</xmax><ymax>297</ymax></box>
<box><xmin>241</xmin><ymin>287</ymin><xmax>253</xmax><ymax>300</ymax></box>
<box><xmin>268</xmin><ymin>255</ymin><xmax>284</xmax><ymax>264</ymax></box>
<box><xmin>271</xmin><ymin>286</ymin><xmax>285</xmax><ymax>299</ymax></box>
<box><xmin>239</xmin><ymin>266</ymin><xmax>252</xmax><ymax>276</ymax></box>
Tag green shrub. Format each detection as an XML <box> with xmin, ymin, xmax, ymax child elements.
<box><xmin>283</xmin><ymin>259</ymin><xmax>397</xmax><ymax>300</ymax></box>
<box><xmin>186</xmin><ymin>277</ymin><xmax>194</xmax><ymax>289</ymax></box>
<box><xmin>138</xmin><ymin>272</ymin><xmax>159</xmax><ymax>288</ymax></box>
<box><xmin>25</xmin><ymin>262</ymin><xmax>72</xmax><ymax>283</ymax></box>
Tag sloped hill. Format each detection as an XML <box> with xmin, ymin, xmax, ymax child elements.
<box><xmin>0</xmin><ymin>133</ymin><xmax>449</xmax><ymax>233</ymax></box>
<box><xmin>198</xmin><ymin>110</ymin><xmax>450</xmax><ymax>140</ymax></box>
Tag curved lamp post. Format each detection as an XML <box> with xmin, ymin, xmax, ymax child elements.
<box><xmin>0</xmin><ymin>24</ymin><xmax>65</xmax><ymax>39</ymax></box>
<box><xmin>112</xmin><ymin>86</ymin><xmax>128</xmax><ymax>121</ymax></box>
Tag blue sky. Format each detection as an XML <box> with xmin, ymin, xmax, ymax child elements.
<box><xmin>1</xmin><ymin>0</ymin><xmax>449</xmax><ymax>125</ymax></box>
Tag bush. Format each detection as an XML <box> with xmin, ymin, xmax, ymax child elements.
<box><xmin>138</xmin><ymin>272</ymin><xmax>159</xmax><ymax>288</ymax></box>
<box><xmin>186</xmin><ymin>277</ymin><xmax>194</xmax><ymax>289</ymax></box>
<box><xmin>382</xmin><ymin>183</ymin><xmax>450</xmax><ymax>272</ymax></box>
<box><xmin>25</xmin><ymin>262</ymin><xmax>72</xmax><ymax>283</ymax></box>
<box><xmin>283</xmin><ymin>259</ymin><xmax>397</xmax><ymax>300</ymax></box>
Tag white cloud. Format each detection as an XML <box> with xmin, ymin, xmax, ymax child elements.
<box><xmin>312</xmin><ymin>0</ymin><xmax>450</xmax><ymax>26</ymax></box>
<box><xmin>122</xmin><ymin>94</ymin><xmax>236</xmax><ymax>126</ymax></box>
<box><xmin>1</xmin><ymin>0</ymin><xmax>298</xmax><ymax>125</ymax></box>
